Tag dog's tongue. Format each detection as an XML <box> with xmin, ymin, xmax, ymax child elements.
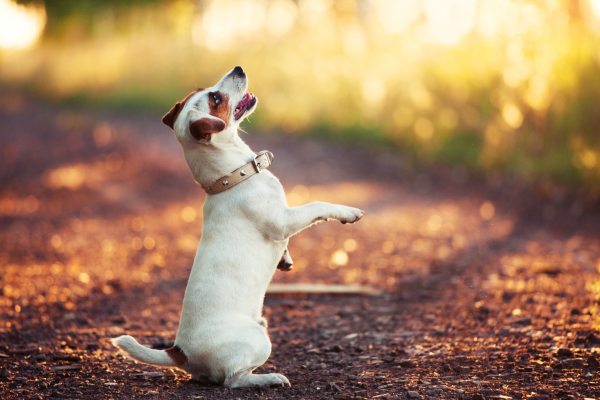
<box><xmin>237</xmin><ymin>93</ymin><xmax>253</xmax><ymax>108</ymax></box>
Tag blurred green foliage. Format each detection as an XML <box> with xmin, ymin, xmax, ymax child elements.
<box><xmin>2</xmin><ymin>0</ymin><xmax>600</xmax><ymax>197</ymax></box>
<box><xmin>17</xmin><ymin>0</ymin><xmax>163</xmax><ymax>36</ymax></box>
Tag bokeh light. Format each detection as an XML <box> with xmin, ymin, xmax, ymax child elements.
<box><xmin>0</xmin><ymin>0</ymin><xmax>598</xmax><ymax>191</ymax></box>
<box><xmin>0</xmin><ymin>0</ymin><xmax>46</xmax><ymax>50</ymax></box>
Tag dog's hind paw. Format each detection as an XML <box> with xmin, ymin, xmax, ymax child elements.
<box><xmin>226</xmin><ymin>372</ymin><xmax>290</xmax><ymax>388</ymax></box>
<box><xmin>262</xmin><ymin>373</ymin><xmax>290</xmax><ymax>387</ymax></box>
<box><xmin>277</xmin><ymin>259</ymin><xmax>293</xmax><ymax>271</ymax></box>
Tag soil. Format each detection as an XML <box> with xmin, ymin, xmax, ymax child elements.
<box><xmin>1</xmin><ymin>102</ymin><xmax>600</xmax><ymax>399</ymax></box>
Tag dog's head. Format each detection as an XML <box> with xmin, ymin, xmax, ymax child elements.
<box><xmin>162</xmin><ymin>66</ymin><xmax>258</xmax><ymax>145</ymax></box>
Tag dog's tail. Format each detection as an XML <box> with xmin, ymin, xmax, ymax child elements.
<box><xmin>111</xmin><ymin>335</ymin><xmax>187</xmax><ymax>367</ymax></box>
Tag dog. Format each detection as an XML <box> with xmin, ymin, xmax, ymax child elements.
<box><xmin>111</xmin><ymin>66</ymin><xmax>364</xmax><ymax>388</ymax></box>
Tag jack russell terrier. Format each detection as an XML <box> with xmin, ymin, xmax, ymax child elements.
<box><xmin>112</xmin><ymin>66</ymin><xmax>364</xmax><ymax>388</ymax></box>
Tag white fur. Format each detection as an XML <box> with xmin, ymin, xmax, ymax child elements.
<box><xmin>112</xmin><ymin>67</ymin><xmax>363</xmax><ymax>388</ymax></box>
<box><xmin>111</xmin><ymin>336</ymin><xmax>174</xmax><ymax>366</ymax></box>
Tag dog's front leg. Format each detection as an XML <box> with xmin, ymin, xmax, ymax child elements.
<box><xmin>267</xmin><ymin>202</ymin><xmax>363</xmax><ymax>240</ymax></box>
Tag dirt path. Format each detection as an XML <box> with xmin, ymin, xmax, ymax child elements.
<box><xmin>1</xmin><ymin>102</ymin><xmax>599</xmax><ymax>399</ymax></box>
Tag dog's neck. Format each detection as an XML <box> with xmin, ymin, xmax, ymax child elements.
<box><xmin>183</xmin><ymin>133</ymin><xmax>256</xmax><ymax>189</ymax></box>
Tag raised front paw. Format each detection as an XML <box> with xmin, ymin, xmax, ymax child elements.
<box><xmin>336</xmin><ymin>206</ymin><xmax>364</xmax><ymax>224</ymax></box>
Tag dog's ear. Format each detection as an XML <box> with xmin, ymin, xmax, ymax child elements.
<box><xmin>189</xmin><ymin>116</ymin><xmax>226</xmax><ymax>142</ymax></box>
<box><xmin>162</xmin><ymin>88</ymin><xmax>205</xmax><ymax>131</ymax></box>
<box><xmin>162</xmin><ymin>102</ymin><xmax>182</xmax><ymax>130</ymax></box>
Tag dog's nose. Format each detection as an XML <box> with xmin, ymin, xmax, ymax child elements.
<box><xmin>232</xmin><ymin>66</ymin><xmax>245</xmax><ymax>77</ymax></box>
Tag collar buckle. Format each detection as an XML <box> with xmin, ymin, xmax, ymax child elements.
<box><xmin>252</xmin><ymin>154</ymin><xmax>263</xmax><ymax>173</ymax></box>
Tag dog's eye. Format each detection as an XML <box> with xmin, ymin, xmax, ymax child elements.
<box><xmin>213</xmin><ymin>95</ymin><xmax>221</xmax><ymax>105</ymax></box>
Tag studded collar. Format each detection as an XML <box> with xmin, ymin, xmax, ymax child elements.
<box><xmin>202</xmin><ymin>151</ymin><xmax>274</xmax><ymax>195</ymax></box>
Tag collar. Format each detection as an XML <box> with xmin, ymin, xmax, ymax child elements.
<box><xmin>202</xmin><ymin>151</ymin><xmax>274</xmax><ymax>195</ymax></box>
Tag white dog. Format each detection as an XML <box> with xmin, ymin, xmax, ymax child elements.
<box><xmin>112</xmin><ymin>66</ymin><xmax>364</xmax><ymax>388</ymax></box>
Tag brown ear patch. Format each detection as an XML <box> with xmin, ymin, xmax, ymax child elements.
<box><xmin>208</xmin><ymin>91</ymin><xmax>231</xmax><ymax>130</ymax></box>
<box><xmin>166</xmin><ymin>345</ymin><xmax>187</xmax><ymax>365</ymax></box>
<box><xmin>189</xmin><ymin>117</ymin><xmax>226</xmax><ymax>142</ymax></box>
<box><xmin>162</xmin><ymin>102</ymin><xmax>182</xmax><ymax>130</ymax></box>
<box><xmin>162</xmin><ymin>88</ymin><xmax>205</xmax><ymax>130</ymax></box>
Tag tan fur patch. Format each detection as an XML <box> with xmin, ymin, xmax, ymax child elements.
<box><xmin>208</xmin><ymin>91</ymin><xmax>230</xmax><ymax>129</ymax></box>
<box><xmin>162</xmin><ymin>88</ymin><xmax>205</xmax><ymax>130</ymax></box>
<box><xmin>166</xmin><ymin>345</ymin><xmax>187</xmax><ymax>365</ymax></box>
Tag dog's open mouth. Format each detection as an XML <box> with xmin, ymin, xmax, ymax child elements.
<box><xmin>234</xmin><ymin>93</ymin><xmax>257</xmax><ymax>120</ymax></box>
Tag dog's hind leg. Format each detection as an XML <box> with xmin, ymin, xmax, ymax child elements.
<box><xmin>217</xmin><ymin>322</ymin><xmax>289</xmax><ymax>388</ymax></box>
<box><xmin>276</xmin><ymin>248</ymin><xmax>293</xmax><ymax>271</ymax></box>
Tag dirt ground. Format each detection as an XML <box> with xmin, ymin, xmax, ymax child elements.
<box><xmin>1</xmin><ymin>102</ymin><xmax>600</xmax><ymax>400</ymax></box>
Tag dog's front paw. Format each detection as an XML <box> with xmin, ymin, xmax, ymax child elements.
<box><xmin>335</xmin><ymin>206</ymin><xmax>364</xmax><ymax>224</ymax></box>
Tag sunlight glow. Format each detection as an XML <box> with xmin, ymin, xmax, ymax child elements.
<box><xmin>197</xmin><ymin>0</ymin><xmax>267</xmax><ymax>51</ymax></box>
<box><xmin>266</xmin><ymin>0</ymin><xmax>298</xmax><ymax>36</ymax></box>
<box><xmin>422</xmin><ymin>0</ymin><xmax>477</xmax><ymax>46</ymax></box>
<box><xmin>591</xmin><ymin>0</ymin><xmax>600</xmax><ymax>19</ymax></box>
<box><xmin>180</xmin><ymin>206</ymin><xmax>197</xmax><ymax>223</ymax></box>
<box><xmin>287</xmin><ymin>185</ymin><xmax>310</xmax><ymax>206</ymax></box>
<box><xmin>414</xmin><ymin>117</ymin><xmax>434</xmax><ymax>140</ymax></box>
<box><xmin>382</xmin><ymin>241</ymin><xmax>395</xmax><ymax>254</ymax></box>
<box><xmin>361</xmin><ymin>76</ymin><xmax>386</xmax><ymax>103</ymax></box>
<box><xmin>0</xmin><ymin>0</ymin><xmax>46</xmax><ymax>50</ymax></box>
<box><xmin>330</xmin><ymin>250</ymin><xmax>349</xmax><ymax>267</ymax></box>
<box><xmin>502</xmin><ymin>103</ymin><xmax>524</xmax><ymax>129</ymax></box>
<box><xmin>581</xmin><ymin>150</ymin><xmax>597</xmax><ymax>169</ymax></box>
<box><xmin>427</xmin><ymin>214</ymin><xmax>442</xmax><ymax>231</ymax></box>
<box><xmin>45</xmin><ymin>166</ymin><xmax>86</xmax><ymax>190</ymax></box>
<box><xmin>78</xmin><ymin>272</ymin><xmax>90</xmax><ymax>284</ymax></box>
<box><xmin>93</xmin><ymin>123</ymin><xmax>113</xmax><ymax>147</ymax></box>
<box><xmin>524</xmin><ymin>75</ymin><xmax>550</xmax><ymax>111</ymax></box>
<box><xmin>298</xmin><ymin>0</ymin><xmax>332</xmax><ymax>24</ymax></box>
<box><xmin>344</xmin><ymin>239</ymin><xmax>357</xmax><ymax>252</ymax></box>
<box><xmin>373</xmin><ymin>0</ymin><xmax>420</xmax><ymax>34</ymax></box>
<box><xmin>342</xmin><ymin>24</ymin><xmax>367</xmax><ymax>56</ymax></box>
<box><xmin>480</xmin><ymin>201</ymin><xmax>495</xmax><ymax>220</ymax></box>
<box><xmin>478</xmin><ymin>0</ymin><xmax>518</xmax><ymax>37</ymax></box>
<box><xmin>43</xmin><ymin>162</ymin><xmax>116</xmax><ymax>191</ymax></box>
<box><xmin>0</xmin><ymin>0</ymin><xmax>597</xmax><ymax>189</ymax></box>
